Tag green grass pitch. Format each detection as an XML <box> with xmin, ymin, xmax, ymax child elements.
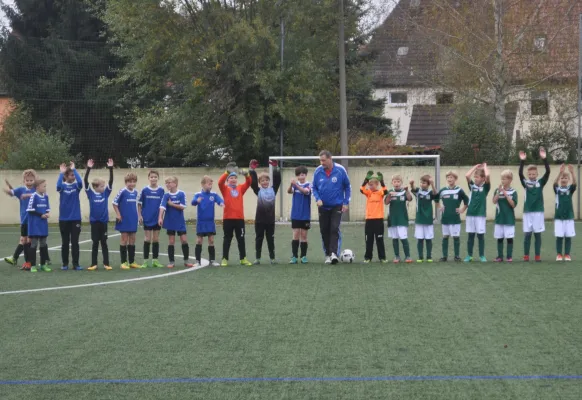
<box><xmin>0</xmin><ymin>222</ymin><xmax>581</xmax><ymax>399</ymax></box>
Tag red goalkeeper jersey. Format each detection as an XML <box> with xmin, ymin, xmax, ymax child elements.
<box><xmin>218</xmin><ymin>172</ymin><xmax>252</xmax><ymax>220</ymax></box>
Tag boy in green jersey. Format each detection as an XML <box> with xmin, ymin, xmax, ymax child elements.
<box><xmin>554</xmin><ymin>164</ymin><xmax>576</xmax><ymax>261</ymax></box>
<box><xmin>493</xmin><ymin>170</ymin><xmax>518</xmax><ymax>262</ymax></box>
<box><xmin>384</xmin><ymin>174</ymin><xmax>412</xmax><ymax>263</ymax></box>
<box><xmin>437</xmin><ymin>171</ymin><xmax>469</xmax><ymax>262</ymax></box>
<box><xmin>464</xmin><ymin>163</ymin><xmax>491</xmax><ymax>262</ymax></box>
<box><xmin>410</xmin><ymin>175</ymin><xmax>438</xmax><ymax>262</ymax></box>
<box><xmin>518</xmin><ymin>148</ymin><xmax>550</xmax><ymax>262</ymax></box>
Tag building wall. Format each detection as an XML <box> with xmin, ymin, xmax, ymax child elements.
<box><xmin>0</xmin><ymin>166</ymin><xmax>573</xmax><ymax>225</ymax></box>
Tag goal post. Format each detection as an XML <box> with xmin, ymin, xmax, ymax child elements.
<box><xmin>268</xmin><ymin>154</ymin><xmax>441</xmax><ymax>222</ymax></box>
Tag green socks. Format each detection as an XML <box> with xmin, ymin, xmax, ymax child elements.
<box><xmin>565</xmin><ymin>237</ymin><xmax>572</xmax><ymax>255</ymax></box>
<box><xmin>477</xmin><ymin>234</ymin><xmax>485</xmax><ymax>258</ymax></box>
<box><xmin>402</xmin><ymin>239</ymin><xmax>410</xmax><ymax>258</ymax></box>
<box><xmin>392</xmin><ymin>239</ymin><xmax>399</xmax><ymax>257</ymax></box>
<box><xmin>467</xmin><ymin>233</ymin><xmax>475</xmax><ymax>256</ymax></box>
<box><xmin>497</xmin><ymin>239</ymin><xmax>503</xmax><ymax>258</ymax></box>
<box><xmin>426</xmin><ymin>239</ymin><xmax>432</xmax><ymax>259</ymax></box>
<box><xmin>556</xmin><ymin>237</ymin><xmax>564</xmax><ymax>254</ymax></box>
<box><xmin>524</xmin><ymin>233</ymin><xmax>532</xmax><ymax>256</ymax></box>
<box><xmin>453</xmin><ymin>237</ymin><xmax>460</xmax><ymax>258</ymax></box>
<box><xmin>417</xmin><ymin>240</ymin><xmax>424</xmax><ymax>259</ymax></box>
<box><xmin>442</xmin><ymin>237</ymin><xmax>449</xmax><ymax>258</ymax></box>
<box><xmin>507</xmin><ymin>239</ymin><xmax>513</xmax><ymax>259</ymax></box>
<box><xmin>534</xmin><ymin>233</ymin><xmax>542</xmax><ymax>256</ymax></box>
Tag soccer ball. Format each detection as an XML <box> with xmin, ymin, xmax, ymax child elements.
<box><xmin>340</xmin><ymin>249</ymin><xmax>355</xmax><ymax>263</ymax></box>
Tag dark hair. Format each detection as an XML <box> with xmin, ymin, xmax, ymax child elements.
<box><xmin>295</xmin><ymin>166</ymin><xmax>308</xmax><ymax>176</ymax></box>
<box><xmin>319</xmin><ymin>150</ymin><xmax>332</xmax><ymax>159</ymax></box>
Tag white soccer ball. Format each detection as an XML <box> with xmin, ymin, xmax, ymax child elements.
<box><xmin>340</xmin><ymin>249</ymin><xmax>355</xmax><ymax>263</ymax></box>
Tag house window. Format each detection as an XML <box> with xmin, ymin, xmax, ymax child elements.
<box><xmin>436</xmin><ymin>93</ymin><xmax>454</xmax><ymax>104</ymax></box>
<box><xmin>390</xmin><ymin>92</ymin><xmax>408</xmax><ymax>105</ymax></box>
<box><xmin>531</xmin><ymin>91</ymin><xmax>549</xmax><ymax>116</ymax></box>
<box><xmin>534</xmin><ymin>35</ymin><xmax>546</xmax><ymax>52</ymax></box>
<box><xmin>397</xmin><ymin>46</ymin><xmax>409</xmax><ymax>56</ymax></box>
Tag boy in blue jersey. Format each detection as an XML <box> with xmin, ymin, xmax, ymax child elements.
<box><xmin>85</xmin><ymin>159</ymin><xmax>114</xmax><ymax>271</ymax></box>
<box><xmin>192</xmin><ymin>176</ymin><xmax>224</xmax><ymax>267</ymax></box>
<box><xmin>3</xmin><ymin>169</ymin><xmax>37</xmax><ymax>268</ymax></box>
<box><xmin>57</xmin><ymin>162</ymin><xmax>83</xmax><ymax>270</ymax></box>
<box><xmin>159</xmin><ymin>176</ymin><xmax>194</xmax><ymax>268</ymax></box>
<box><xmin>287</xmin><ymin>166</ymin><xmax>311</xmax><ymax>264</ymax></box>
<box><xmin>113</xmin><ymin>172</ymin><xmax>140</xmax><ymax>269</ymax></box>
<box><xmin>138</xmin><ymin>170</ymin><xmax>165</xmax><ymax>268</ymax></box>
<box><xmin>26</xmin><ymin>179</ymin><xmax>51</xmax><ymax>272</ymax></box>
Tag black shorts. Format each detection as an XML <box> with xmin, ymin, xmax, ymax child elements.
<box><xmin>197</xmin><ymin>232</ymin><xmax>216</xmax><ymax>237</ymax></box>
<box><xmin>20</xmin><ymin>223</ymin><xmax>28</xmax><ymax>237</ymax></box>
<box><xmin>291</xmin><ymin>220</ymin><xmax>311</xmax><ymax>230</ymax></box>
<box><xmin>144</xmin><ymin>224</ymin><xmax>161</xmax><ymax>231</ymax></box>
<box><xmin>167</xmin><ymin>230</ymin><xmax>187</xmax><ymax>236</ymax></box>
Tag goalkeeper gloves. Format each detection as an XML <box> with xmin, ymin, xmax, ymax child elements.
<box><xmin>376</xmin><ymin>171</ymin><xmax>385</xmax><ymax>186</ymax></box>
<box><xmin>239</xmin><ymin>168</ymin><xmax>249</xmax><ymax>177</ymax></box>
<box><xmin>249</xmin><ymin>159</ymin><xmax>259</xmax><ymax>170</ymax></box>
<box><xmin>364</xmin><ymin>170</ymin><xmax>374</xmax><ymax>184</ymax></box>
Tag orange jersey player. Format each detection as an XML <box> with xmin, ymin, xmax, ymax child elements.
<box><xmin>360</xmin><ymin>171</ymin><xmax>388</xmax><ymax>263</ymax></box>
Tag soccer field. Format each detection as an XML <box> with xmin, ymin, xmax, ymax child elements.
<box><xmin>0</xmin><ymin>222</ymin><xmax>581</xmax><ymax>399</ymax></box>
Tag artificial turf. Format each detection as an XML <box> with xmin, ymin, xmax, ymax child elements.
<box><xmin>0</xmin><ymin>223</ymin><xmax>581</xmax><ymax>399</ymax></box>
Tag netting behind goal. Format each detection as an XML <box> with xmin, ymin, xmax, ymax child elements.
<box><xmin>269</xmin><ymin>155</ymin><xmax>441</xmax><ymax>222</ymax></box>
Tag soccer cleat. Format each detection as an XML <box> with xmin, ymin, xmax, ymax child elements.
<box><xmin>4</xmin><ymin>256</ymin><xmax>15</xmax><ymax>265</ymax></box>
<box><xmin>363</xmin><ymin>259</ymin><xmax>371</xmax><ymax>264</ymax></box>
<box><xmin>270</xmin><ymin>259</ymin><xmax>277</xmax><ymax>265</ymax></box>
<box><xmin>61</xmin><ymin>265</ymin><xmax>69</xmax><ymax>271</ymax></box>
<box><xmin>104</xmin><ymin>265</ymin><xmax>113</xmax><ymax>271</ymax></box>
<box><xmin>454</xmin><ymin>256</ymin><xmax>462</xmax><ymax>262</ymax></box>
<box><xmin>253</xmin><ymin>259</ymin><xmax>261</xmax><ymax>265</ymax></box>
<box><xmin>523</xmin><ymin>255</ymin><xmax>530</xmax><ymax>262</ymax></box>
<box><xmin>380</xmin><ymin>259</ymin><xmax>389</xmax><ymax>264</ymax></box>
<box><xmin>141</xmin><ymin>260</ymin><xmax>151</xmax><ymax>269</ymax></box>
<box><xmin>40</xmin><ymin>265</ymin><xmax>52</xmax><ymax>272</ymax></box>
<box><xmin>556</xmin><ymin>254</ymin><xmax>563</xmax><ymax>261</ymax></box>
<box><xmin>30</xmin><ymin>265</ymin><xmax>38</xmax><ymax>273</ymax></box>
<box><xmin>535</xmin><ymin>255</ymin><xmax>542</xmax><ymax>263</ymax></box>
<box><xmin>289</xmin><ymin>257</ymin><xmax>298</xmax><ymax>264</ymax></box>
<box><xmin>240</xmin><ymin>258</ymin><xmax>253</xmax><ymax>266</ymax></box>
<box><xmin>152</xmin><ymin>259</ymin><xmax>164</xmax><ymax>268</ymax></box>
<box><xmin>416</xmin><ymin>259</ymin><xmax>423</xmax><ymax>263</ymax></box>
<box><xmin>405</xmin><ymin>258</ymin><xmax>413</xmax><ymax>263</ymax></box>
<box><xmin>88</xmin><ymin>265</ymin><xmax>98</xmax><ymax>271</ymax></box>
<box><xmin>426</xmin><ymin>259</ymin><xmax>433</xmax><ymax>263</ymax></box>
<box><xmin>167</xmin><ymin>263</ymin><xmax>175</xmax><ymax>268</ymax></box>
<box><xmin>439</xmin><ymin>257</ymin><xmax>447</xmax><ymax>262</ymax></box>
<box><xmin>73</xmin><ymin>266</ymin><xmax>83</xmax><ymax>271</ymax></box>
<box><xmin>301</xmin><ymin>256</ymin><xmax>308</xmax><ymax>264</ymax></box>
<box><xmin>564</xmin><ymin>254</ymin><xmax>572</xmax><ymax>262</ymax></box>
<box><xmin>21</xmin><ymin>262</ymin><xmax>31</xmax><ymax>271</ymax></box>
<box><xmin>220</xmin><ymin>258</ymin><xmax>228</xmax><ymax>266</ymax></box>
<box><xmin>129</xmin><ymin>263</ymin><xmax>140</xmax><ymax>269</ymax></box>
<box><xmin>479</xmin><ymin>256</ymin><xmax>487</xmax><ymax>263</ymax></box>
<box><xmin>494</xmin><ymin>257</ymin><xmax>503</xmax><ymax>263</ymax></box>
<box><xmin>210</xmin><ymin>261</ymin><xmax>221</xmax><ymax>267</ymax></box>
<box><xmin>330</xmin><ymin>253</ymin><xmax>339</xmax><ymax>265</ymax></box>
<box><xmin>506</xmin><ymin>257</ymin><xmax>513</xmax><ymax>263</ymax></box>
<box><xmin>120</xmin><ymin>262</ymin><xmax>130</xmax><ymax>270</ymax></box>
<box><xmin>393</xmin><ymin>257</ymin><xmax>401</xmax><ymax>264</ymax></box>
<box><xmin>463</xmin><ymin>256</ymin><xmax>473</xmax><ymax>263</ymax></box>
<box><xmin>184</xmin><ymin>262</ymin><xmax>195</xmax><ymax>268</ymax></box>
<box><xmin>324</xmin><ymin>256</ymin><xmax>332</xmax><ymax>264</ymax></box>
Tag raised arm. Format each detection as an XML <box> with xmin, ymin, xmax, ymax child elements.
<box><xmin>107</xmin><ymin>159</ymin><xmax>114</xmax><ymax>188</ymax></box>
<box><xmin>518</xmin><ymin>151</ymin><xmax>527</xmax><ymax>187</ymax></box>
<box><xmin>272</xmin><ymin>166</ymin><xmax>282</xmax><ymax>195</ymax></box>
<box><xmin>56</xmin><ymin>163</ymin><xmax>66</xmax><ymax>191</ymax></box>
<box><xmin>249</xmin><ymin>169</ymin><xmax>260</xmax><ymax>196</ymax></box>
<box><xmin>540</xmin><ymin>148</ymin><xmax>550</xmax><ymax>186</ymax></box>
<box><xmin>555</xmin><ymin>164</ymin><xmax>565</xmax><ymax>186</ymax></box>
<box><xmin>568</xmin><ymin>164</ymin><xmax>576</xmax><ymax>186</ymax></box>
<box><xmin>465</xmin><ymin>164</ymin><xmax>480</xmax><ymax>185</ymax></box>
<box><xmin>84</xmin><ymin>159</ymin><xmax>94</xmax><ymax>189</ymax></box>
<box><xmin>71</xmin><ymin>162</ymin><xmax>83</xmax><ymax>190</ymax></box>
<box><xmin>483</xmin><ymin>163</ymin><xmax>490</xmax><ymax>183</ymax></box>
<box><xmin>360</xmin><ymin>170</ymin><xmax>373</xmax><ymax>195</ymax></box>
<box><xmin>218</xmin><ymin>171</ymin><xmax>228</xmax><ymax>194</ymax></box>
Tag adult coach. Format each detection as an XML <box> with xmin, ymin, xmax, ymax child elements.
<box><xmin>312</xmin><ymin>150</ymin><xmax>351</xmax><ymax>264</ymax></box>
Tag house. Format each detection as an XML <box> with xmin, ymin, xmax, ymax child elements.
<box><xmin>369</xmin><ymin>0</ymin><xmax>582</xmax><ymax>148</ymax></box>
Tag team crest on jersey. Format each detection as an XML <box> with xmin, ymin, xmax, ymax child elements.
<box><xmin>209</xmin><ymin>196</ymin><xmax>214</xmax><ymax>201</ymax></box>
<box><xmin>331</xmin><ymin>177</ymin><xmax>338</xmax><ymax>183</ymax></box>
<box><xmin>453</xmin><ymin>194</ymin><xmax>458</xmax><ymax>199</ymax></box>
<box><xmin>230</xmin><ymin>189</ymin><xmax>239</xmax><ymax>198</ymax></box>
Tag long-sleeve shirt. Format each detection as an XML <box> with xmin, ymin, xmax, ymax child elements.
<box><xmin>312</xmin><ymin>163</ymin><xmax>351</xmax><ymax>208</ymax></box>
<box><xmin>218</xmin><ymin>172</ymin><xmax>252</xmax><ymax>220</ymax></box>
<box><xmin>57</xmin><ymin>169</ymin><xmax>83</xmax><ymax>221</ymax></box>
<box><xmin>250</xmin><ymin>169</ymin><xmax>281</xmax><ymax>224</ymax></box>
<box><xmin>84</xmin><ymin>167</ymin><xmax>114</xmax><ymax>223</ymax></box>
<box><xmin>360</xmin><ymin>185</ymin><xmax>387</xmax><ymax>220</ymax></box>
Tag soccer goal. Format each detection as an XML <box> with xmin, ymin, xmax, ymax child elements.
<box><xmin>268</xmin><ymin>155</ymin><xmax>441</xmax><ymax>222</ymax></box>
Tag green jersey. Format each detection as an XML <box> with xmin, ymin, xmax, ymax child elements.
<box><xmin>467</xmin><ymin>181</ymin><xmax>491</xmax><ymax>217</ymax></box>
<box><xmin>554</xmin><ymin>184</ymin><xmax>576</xmax><ymax>220</ymax></box>
<box><xmin>437</xmin><ymin>186</ymin><xmax>469</xmax><ymax>225</ymax></box>
<box><xmin>494</xmin><ymin>187</ymin><xmax>517</xmax><ymax>225</ymax></box>
<box><xmin>412</xmin><ymin>188</ymin><xmax>437</xmax><ymax>225</ymax></box>
<box><xmin>519</xmin><ymin>160</ymin><xmax>550</xmax><ymax>213</ymax></box>
<box><xmin>387</xmin><ymin>188</ymin><xmax>409</xmax><ymax>227</ymax></box>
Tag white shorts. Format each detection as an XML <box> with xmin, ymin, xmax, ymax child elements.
<box><xmin>466</xmin><ymin>216</ymin><xmax>486</xmax><ymax>234</ymax></box>
<box><xmin>523</xmin><ymin>212</ymin><xmax>545</xmax><ymax>233</ymax></box>
<box><xmin>414</xmin><ymin>224</ymin><xmax>434</xmax><ymax>239</ymax></box>
<box><xmin>494</xmin><ymin>224</ymin><xmax>515</xmax><ymax>239</ymax></box>
<box><xmin>388</xmin><ymin>226</ymin><xmax>408</xmax><ymax>239</ymax></box>
<box><xmin>442</xmin><ymin>224</ymin><xmax>461</xmax><ymax>237</ymax></box>
<box><xmin>554</xmin><ymin>220</ymin><xmax>576</xmax><ymax>238</ymax></box>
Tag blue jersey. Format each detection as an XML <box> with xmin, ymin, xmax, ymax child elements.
<box><xmin>86</xmin><ymin>185</ymin><xmax>112</xmax><ymax>223</ymax></box>
<box><xmin>113</xmin><ymin>188</ymin><xmax>139</xmax><ymax>232</ymax></box>
<box><xmin>12</xmin><ymin>186</ymin><xmax>36</xmax><ymax>224</ymax></box>
<box><xmin>138</xmin><ymin>186</ymin><xmax>165</xmax><ymax>227</ymax></box>
<box><xmin>192</xmin><ymin>191</ymin><xmax>223</xmax><ymax>234</ymax></box>
<box><xmin>56</xmin><ymin>170</ymin><xmax>83</xmax><ymax>221</ymax></box>
<box><xmin>291</xmin><ymin>181</ymin><xmax>312</xmax><ymax>221</ymax></box>
<box><xmin>160</xmin><ymin>190</ymin><xmax>187</xmax><ymax>231</ymax></box>
<box><xmin>27</xmin><ymin>193</ymin><xmax>50</xmax><ymax>237</ymax></box>
<box><xmin>312</xmin><ymin>163</ymin><xmax>351</xmax><ymax>208</ymax></box>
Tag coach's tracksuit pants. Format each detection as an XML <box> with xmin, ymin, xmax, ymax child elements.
<box><xmin>318</xmin><ymin>205</ymin><xmax>342</xmax><ymax>256</ymax></box>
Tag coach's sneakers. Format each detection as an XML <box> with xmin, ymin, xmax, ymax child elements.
<box><xmin>152</xmin><ymin>259</ymin><xmax>164</xmax><ymax>268</ymax></box>
<box><xmin>463</xmin><ymin>256</ymin><xmax>473</xmax><ymax>263</ymax></box>
<box><xmin>120</xmin><ymin>262</ymin><xmax>130</xmax><ymax>270</ymax></box>
<box><xmin>40</xmin><ymin>265</ymin><xmax>52</xmax><ymax>272</ymax></box>
<box><xmin>556</xmin><ymin>254</ymin><xmax>563</xmax><ymax>261</ymax></box>
<box><xmin>301</xmin><ymin>256</ymin><xmax>308</xmax><ymax>264</ymax></box>
<box><xmin>330</xmin><ymin>253</ymin><xmax>339</xmax><ymax>265</ymax></box>
<box><xmin>535</xmin><ymin>255</ymin><xmax>542</xmax><ymax>263</ymax></box>
<box><xmin>479</xmin><ymin>256</ymin><xmax>487</xmax><ymax>263</ymax></box>
<box><xmin>104</xmin><ymin>265</ymin><xmax>113</xmax><ymax>271</ymax></box>
<box><xmin>324</xmin><ymin>256</ymin><xmax>332</xmax><ymax>264</ymax></box>
<box><xmin>4</xmin><ymin>256</ymin><xmax>15</xmax><ymax>265</ymax></box>
<box><xmin>220</xmin><ymin>258</ymin><xmax>228</xmax><ymax>266</ymax></box>
<box><xmin>88</xmin><ymin>265</ymin><xmax>98</xmax><ymax>271</ymax></box>
<box><xmin>564</xmin><ymin>254</ymin><xmax>572</xmax><ymax>262</ymax></box>
<box><xmin>523</xmin><ymin>255</ymin><xmax>530</xmax><ymax>262</ymax></box>
<box><xmin>240</xmin><ymin>258</ymin><xmax>253</xmax><ymax>266</ymax></box>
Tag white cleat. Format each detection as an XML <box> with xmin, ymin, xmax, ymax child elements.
<box><xmin>324</xmin><ymin>256</ymin><xmax>332</xmax><ymax>264</ymax></box>
<box><xmin>330</xmin><ymin>253</ymin><xmax>339</xmax><ymax>265</ymax></box>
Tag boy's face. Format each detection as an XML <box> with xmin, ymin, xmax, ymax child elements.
<box><xmin>64</xmin><ymin>172</ymin><xmax>75</xmax><ymax>183</ymax></box>
<box><xmin>560</xmin><ymin>174</ymin><xmax>570</xmax><ymax>186</ymax></box>
<box><xmin>166</xmin><ymin>181</ymin><xmax>177</xmax><ymax>192</ymax></box>
<box><xmin>392</xmin><ymin>179</ymin><xmax>402</xmax><ymax>189</ymax></box>
<box><xmin>94</xmin><ymin>183</ymin><xmax>106</xmax><ymax>193</ymax></box>
<box><xmin>149</xmin><ymin>174</ymin><xmax>159</xmax><ymax>187</ymax></box>
<box><xmin>126</xmin><ymin>179</ymin><xmax>137</xmax><ymax>191</ymax></box>
<box><xmin>259</xmin><ymin>177</ymin><xmax>270</xmax><ymax>188</ymax></box>
<box><xmin>501</xmin><ymin>176</ymin><xmax>512</xmax><ymax>187</ymax></box>
<box><xmin>420</xmin><ymin>180</ymin><xmax>430</xmax><ymax>190</ymax></box>
<box><xmin>446</xmin><ymin>175</ymin><xmax>457</xmax><ymax>186</ymax></box>
<box><xmin>24</xmin><ymin>176</ymin><xmax>35</xmax><ymax>188</ymax></box>
<box><xmin>202</xmin><ymin>181</ymin><xmax>213</xmax><ymax>191</ymax></box>
<box><xmin>367</xmin><ymin>179</ymin><xmax>379</xmax><ymax>191</ymax></box>
<box><xmin>473</xmin><ymin>173</ymin><xmax>485</xmax><ymax>185</ymax></box>
<box><xmin>227</xmin><ymin>176</ymin><xmax>238</xmax><ymax>186</ymax></box>
<box><xmin>527</xmin><ymin>168</ymin><xmax>538</xmax><ymax>180</ymax></box>
<box><xmin>296</xmin><ymin>173</ymin><xmax>307</xmax><ymax>183</ymax></box>
<box><xmin>37</xmin><ymin>182</ymin><xmax>47</xmax><ymax>194</ymax></box>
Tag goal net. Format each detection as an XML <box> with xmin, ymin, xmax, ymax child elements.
<box><xmin>268</xmin><ymin>155</ymin><xmax>442</xmax><ymax>223</ymax></box>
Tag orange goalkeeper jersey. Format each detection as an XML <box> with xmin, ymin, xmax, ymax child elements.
<box><xmin>218</xmin><ymin>172</ymin><xmax>252</xmax><ymax>220</ymax></box>
<box><xmin>360</xmin><ymin>185</ymin><xmax>387</xmax><ymax>220</ymax></box>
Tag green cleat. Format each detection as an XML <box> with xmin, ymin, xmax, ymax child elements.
<box><xmin>380</xmin><ymin>259</ymin><xmax>389</xmax><ymax>264</ymax></box>
<box><xmin>240</xmin><ymin>258</ymin><xmax>253</xmax><ymax>266</ymax></box>
<box><xmin>220</xmin><ymin>258</ymin><xmax>228</xmax><ymax>267</ymax></box>
<box><xmin>141</xmin><ymin>260</ymin><xmax>151</xmax><ymax>268</ymax></box>
<box><xmin>40</xmin><ymin>265</ymin><xmax>52</xmax><ymax>272</ymax></box>
<box><xmin>151</xmin><ymin>259</ymin><xmax>164</xmax><ymax>268</ymax></box>
<box><xmin>363</xmin><ymin>259</ymin><xmax>371</xmax><ymax>264</ymax></box>
<box><xmin>463</xmin><ymin>256</ymin><xmax>473</xmax><ymax>263</ymax></box>
<box><xmin>30</xmin><ymin>265</ymin><xmax>38</xmax><ymax>273</ymax></box>
<box><xmin>4</xmin><ymin>256</ymin><xmax>15</xmax><ymax>265</ymax></box>
<box><xmin>416</xmin><ymin>259</ymin><xmax>424</xmax><ymax>263</ymax></box>
<box><xmin>426</xmin><ymin>259</ymin><xmax>433</xmax><ymax>263</ymax></box>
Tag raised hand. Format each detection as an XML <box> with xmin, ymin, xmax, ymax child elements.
<box><xmin>409</xmin><ymin>179</ymin><xmax>415</xmax><ymax>186</ymax></box>
<box><xmin>560</xmin><ymin>163</ymin><xmax>565</xmax><ymax>173</ymax></box>
<box><xmin>568</xmin><ymin>164</ymin><xmax>574</xmax><ymax>173</ymax></box>
<box><xmin>59</xmin><ymin>163</ymin><xmax>67</xmax><ymax>173</ymax></box>
<box><xmin>539</xmin><ymin>147</ymin><xmax>546</xmax><ymax>159</ymax></box>
<box><xmin>69</xmin><ymin>161</ymin><xmax>76</xmax><ymax>170</ymax></box>
<box><xmin>376</xmin><ymin>171</ymin><xmax>384</xmax><ymax>182</ymax></box>
<box><xmin>249</xmin><ymin>159</ymin><xmax>259</xmax><ymax>170</ymax></box>
<box><xmin>87</xmin><ymin>159</ymin><xmax>95</xmax><ymax>168</ymax></box>
<box><xmin>519</xmin><ymin>151</ymin><xmax>526</xmax><ymax>161</ymax></box>
<box><xmin>107</xmin><ymin>158</ymin><xmax>114</xmax><ymax>168</ymax></box>
<box><xmin>268</xmin><ymin>160</ymin><xmax>279</xmax><ymax>167</ymax></box>
<box><xmin>365</xmin><ymin>170</ymin><xmax>374</xmax><ymax>181</ymax></box>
